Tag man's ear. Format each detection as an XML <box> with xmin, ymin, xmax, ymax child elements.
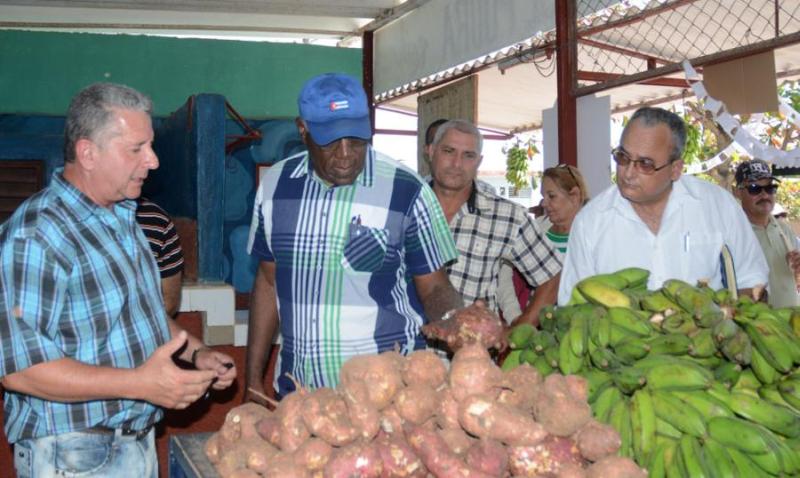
<box><xmin>670</xmin><ymin>159</ymin><xmax>684</xmax><ymax>181</ymax></box>
<box><xmin>74</xmin><ymin>138</ymin><xmax>96</xmax><ymax>171</ymax></box>
<box><xmin>295</xmin><ymin>118</ymin><xmax>309</xmax><ymax>145</ymax></box>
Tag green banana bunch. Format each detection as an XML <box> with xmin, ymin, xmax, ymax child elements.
<box><xmin>731</xmin><ymin>369</ymin><xmax>762</xmax><ymax>397</ymax></box>
<box><xmin>529</xmin><ymin>330</ymin><xmax>557</xmax><ymax>354</ymax></box>
<box><xmin>588</xmin><ymin>273</ymin><xmax>629</xmax><ymax>290</ymax></box>
<box><xmin>645</xmin><ymin>362</ymin><xmax>712</xmax><ymax>391</ymax></box>
<box><xmin>613</xmin><ymin>337</ymin><xmax>651</xmax><ymax>363</ymax></box>
<box><xmin>660</xmin><ymin>279</ymin><xmax>694</xmax><ymax>303</ymax></box>
<box><xmin>583</xmin><ymin>369</ymin><xmax>613</xmax><ymax>401</ymax></box>
<box><xmin>567</xmin><ymin>286</ymin><xmax>588</xmax><ymax>305</ymax></box>
<box><xmin>711</xmin><ymin>318</ymin><xmax>740</xmax><ymax>346</ymax></box>
<box><xmin>671</xmin><ymin>389</ymin><xmax>734</xmax><ymax>419</ymax></box>
<box><xmin>592</xmin><ymin>384</ymin><xmax>623</xmax><ymax>422</ymax></box>
<box><xmin>687</xmin><ymin>328</ymin><xmax>716</xmax><ymax>358</ymax></box>
<box><xmin>647</xmin><ymin>443</ymin><xmax>669</xmax><ymax>478</ymax></box>
<box><xmin>678</xmin><ymin>434</ymin><xmax>712</xmax><ymax>478</ymax></box>
<box><xmin>726</xmin><ymin>446</ymin><xmax>767</xmax><ymax>477</ymax></box>
<box><xmin>611</xmin><ymin>365</ymin><xmax>647</xmax><ymax>394</ymax></box>
<box><xmin>778</xmin><ymin>376</ymin><xmax>800</xmax><ymax>411</ymax></box>
<box><xmin>759</xmin><ymin>383</ymin><xmax>796</xmax><ymax>411</ymax></box>
<box><xmin>558</xmin><ymin>330</ymin><xmax>583</xmax><ymax>374</ymax></box>
<box><xmin>609</xmin><ymin>398</ymin><xmax>634</xmax><ymax>458</ymax></box>
<box><xmin>702</xmin><ymin>438</ymin><xmax>738</xmax><ymax>478</ymax></box>
<box><xmin>589</xmin><ymin>314</ymin><xmax>612</xmax><ymax>348</ymax></box>
<box><xmin>501</xmin><ymin>350</ymin><xmax>522</xmax><ymax>371</ymax></box>
<box><xmin>538</xmin><ymin>305</ymin><xmax>556</xmax><ymax>332</ymax></box>
<box><xmin>655</xmin><ymin>416</ymin><xmax>683</xmax><ymax>440</ymax></box>
<box><xmin>750</xmin><ymin>346</ymin><xmax>780</xmax><ymax>384</ymax></box>
<box><xmin>567</xmin><ymin>314</ymin><xmax>589</xmax><ymax>356</ymax></box>
<box><xmin>577</xmin><ymin>278</ymin><xmax>632</xmax><ymax>309</ymax></box>
<box><xmin>660</xmin><ymin>313</ymin><xmax>698</xmax><ymax>336</ymax></box>
<box><xmin>520</xmin><ymin>348</ymin><xmax>539</xmax><ymax>366</ymax></box>
<box><xmin>615</xmin><ymin>267</ymin><xmax>650</xmax><ymax>289</ymax></box>
<box><xmin>726</xmin><ymin>390</ymin><xmax>800</xmax><ymax>438</ymax></box>
<box><xmin>508</xmin><ymin>323</ymin><xmax>536</xmax><ymax>349</ymax></box>
<box><xmin>530</xmin><ymin>355</ymin><xmax>554</xmax><ymax>376</ymax></box>
<box><xmin>674</xmin><ymin>284</ymin><xmax>723</xmax><ymax>327</ymax></box>
<box><xmin>641</xmin><ymin>291</ymin><xmax>681</xmax><ymax>314</ymax></box>
<box><xmin>719</xmin><ymin>329</ymin><xmax>752</xmax><ymax>365</ymax></box>
<box><xmin>646</xmin><ymin>333</ymin><xmax>692</xmax><ymax>356</ymax></box>
<box><xmin>651</xmin><ymin>390</ymin><xmax>707</xmax><ymax>437</ymax></box>
<box><xmin>707</xmin><ymin>416</ymin><xmax>774</xmax><ymax>454</ymax></box>
<box><xmin>608</xmin><ymin>307</ymin><xmax>651</xmax><ymax>336</ymax></box>
<box><xmin>712</xmin><ymin>288</ymin><xmax>733</xmax><ymax>306</ymax></box>
<box><xmin>631</xmin><ymin>389</ymin><xmax>656</xmax><ymax>462</ymax></box>
<box><xmin>744</xmin><ymin>319</ymin><xmax>793</xmax><ymax>373</ymax></box>
<box><xmin>588</xmin><ymin>345</ymin><xmax>622</xmax><ymax>370</ymax></box>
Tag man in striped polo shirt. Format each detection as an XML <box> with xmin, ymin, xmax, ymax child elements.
<box><xmin>245</xmin><ymin>73</ymin><xmax>500</xmax><ymax>401</ymax></box>
<box><xmin>136</xmin><ymin>197</ymin><xmax>185</xmax><ymax>317</ymax></box>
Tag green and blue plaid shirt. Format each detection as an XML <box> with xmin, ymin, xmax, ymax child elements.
<box><xmin>0</xmin><ymin>170</ymin><xmax>169</xmax><ymax>443</ymax></box>
<box><xmin>248</xmin><ymin>147</ymin><xmax>457</xmax><ymax>396</ymax></box>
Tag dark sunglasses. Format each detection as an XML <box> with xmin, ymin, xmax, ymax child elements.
<box><xmin>611</xmin><ymin>147</ymin><xmax>673</xmax><ymax>175</ymax></box>
<box><xmin>555</xmin><ymin>163</ymin><xmax>578</xmax><ymax>184</ymax></box>
<box><xmin>741</xmin><ymin>183</ymin><xmax>778</xmax><ymax>196</ymax></box>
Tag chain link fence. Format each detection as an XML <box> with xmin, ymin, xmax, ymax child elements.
<box><xmin>574</xmin><ymin>0</ymin><xmax>800</xmax><ymax>95</ymax></box>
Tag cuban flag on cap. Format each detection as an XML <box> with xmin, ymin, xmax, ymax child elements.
<box><xmin>330</xmin><ymin>100</ymin><xmax>349</xmax><ymax>111</ymax></box>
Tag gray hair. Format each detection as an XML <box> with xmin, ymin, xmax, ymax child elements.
<box><xmin>432</xmin><ymin>119</ymin><xmax>483</xmax><ymax>154</ymax></box>
<box><xmin>621</xmin><ymin>107</ymin><xmax>686</xmax><ymax>162</ymax></box>
<box><xmin>64</xmin><ymin>83</ymin><xmax>153</xmax><ymax>162</ymax></box>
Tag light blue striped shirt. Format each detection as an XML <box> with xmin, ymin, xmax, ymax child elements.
<box><xmin>0</xmin><ymin>170</ymin><xmax>170</xmax><ymax>443</ymax></box>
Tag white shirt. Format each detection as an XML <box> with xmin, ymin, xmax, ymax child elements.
<box><xmin>558</xmin><ymin>175</ymin><xmax>768</xmax><ymax>304</ymax></box>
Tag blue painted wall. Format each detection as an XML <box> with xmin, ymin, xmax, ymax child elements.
<box><xmin>0</xmin><ymin>102</ymin><xmax>306</xmax><ymax>292</ymax></box>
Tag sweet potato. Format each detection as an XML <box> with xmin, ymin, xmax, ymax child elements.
<box><xmin>507</xmin><ymin>436</ymin><xmax>584</xmax><ymax>477</ymax></box>
<box><xmin>435</xmin><ymin>386</ymin><xmax>461</xmax><ymax>430</ymax></box>
<box><xmin>448</xmin><ymin>357</ymin><xmax>502</xmax><ymax>402</ymax></box>
<box><xmin>458</xmin><ymin>394</ymin><xmax>547</xmax><ymax>446</ymax></box>
<box><xmin>375</xmin><ymin>435</ymin><xmax>426</xmax><ymax>477</ymax></box>
<box><xmin>223</xmin><ymin>402</ymin><xmax>273</xmax><ymax>441</ymax></box>
<box><xmin>465</xmin><ymin>439</ymin><xmax>508</xmax><ymax>477</ymax></box>
<box><xmin>302</xmin><ymin>387</ymin><xmax>359</xmax><ymax>446</ymax></box>
<box><xmin>205</xmin><ymin>432</ymin><xmax>222</xmax><ymax>464</ymax></box>
<box><xmin>453</xmin><ymin>343</ymin><xmax>492</xmax><ymax>363</ymax></box>
<box><xmin>421</xmin><ymin>304</ymin><xmax>505</xmax><ymax>351</ymax></box>
<box><xmin>262</xmin><ymin>452</ymin><xmax>313</xmax><ymax>478</ymax></box>
<box><xmin>340</xmin><ymin>354</ymin><xmax>403</xmax><ymax>410</ymax></box>
<box><xmin>277</xmin><ymin>386</ymin><xmax>312</xmax><ymax>452</ymax></box>
<box><xmin>498</xmin><ymin>364</ymin><xmax>542</xmax><ymax>412</ymax></box>
<box><xmin>564</xmin><ymin>375</ymin><xmax>589</xmax><ymax>403</ymax></box>
<box><xmin>342</xmin><ymin>381</ymin><xmax>381</xmax><ymax>441</ymax></box>
<box><xmin>256</xmin><ymin>415</ymin><xmax>281</xmax><ymax>447</ymax></box>
<box><xmin>323</xmin><ymin>441</ymin><xmax>383</xmax><ymax>478</ymax></box>
<box><xmin>405</xmin><ymin>424</ymin><xmax>493</xmax><ymax>478</ymax></box>
<box><xmin>574</xmin><ymin>420</ymin><xmax>621</xmax><ymax>462</ymax></box>
<box><xmin>394</xmin><ymin>384</ymin><xmax>439</xmax><ymax>425</ymax></box>
<box><xmin>234</xmin><ymin>437</ymin><xmax>278</xmax><ymax>474</ymax></box>
<box><xmin>379</xmin><ymin>404</ymin><xmax>406</xmax><ymax>435</ymax></box>
<box><xmin>534</xmin><ymin>375</ymin><xmax>592</xmax><ymax>437</ymax></box>
<box><xmin>557</xmin><ymin>463</ymin><xmax>588</xmax><ymax>478</ymax></box>
<box><xmin>215</xmin><ymin>447</ymin><xmax>249</xmax><ymax>476</ymax></box>
<box><xmin>585</xmin><ymin>456</ymin><xmax>646</xmax><ymax>478</ymax></box>
<box><xmin>293</xmin><ymin>437</ymin><xmax>334</xmax><ymax>472</ymax></box>
<box><xmin>226</xmin><ymin>469</ymin><xmax>262</xmax><ymax>478</ymax></box>
<box><xmin>402</xmin><ymin>349</ymin><xmax>447</xmax><ymax>387</ymax></box>
<box><xmin>438</xmin><ymin>427</ymin><xmax>476</xmax><ymax>456</ymax></box>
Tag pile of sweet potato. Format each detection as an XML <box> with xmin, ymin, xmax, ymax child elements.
<box><xmin>205</xmin><ymin>345</ymin><xmax>645</xmax><ymax>477</ymax></box>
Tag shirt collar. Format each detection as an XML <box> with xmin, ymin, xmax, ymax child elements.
<box><xmin>51</xmin><ymin>168</ymin><xmax>137</xmax><ymax>222</ymax></box>
<box><xmin>428</xmin><ymin>180</ymin><xmax>480</xmax><ymax>215</ymax></box>
<box><xmin>290</xmin><ymin>146</ymin><xmax>375</xmax><ymax>188</ymax></box>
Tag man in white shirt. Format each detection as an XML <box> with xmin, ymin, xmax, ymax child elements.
<box><xmin>558</xmin><ymin>107</ymin><xmax>768</xmax><ymax>304</ymax></box>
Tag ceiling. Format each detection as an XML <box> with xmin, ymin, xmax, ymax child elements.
<box><xmin>0</xmin><ymin>0</ymin><xmax>419</xmax><ymax>44</ymax></box>
<box><xmin>3</xmin><ymin>0</ymin><xmax>800</xmax><ymax>133</ymax></box>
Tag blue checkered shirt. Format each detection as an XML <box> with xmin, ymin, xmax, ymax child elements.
<box><xmin>0</xmin><ymin>171</ymin><xmax>170</xmax><ymax>443</ymax></box>
<box><xmin>248</xmin><ymin>147</ymin><xmax>458</xmax><ymax>396</ymax></box>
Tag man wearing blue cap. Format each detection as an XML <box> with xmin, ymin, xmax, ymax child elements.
<box><xmin>245</xmin><ymin>73</ymin><xmax>498</xmax><ymax>401</ymax></box>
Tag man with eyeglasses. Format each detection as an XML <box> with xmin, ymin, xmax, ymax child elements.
<box><xmin>733</xmin><ymin>159</ymin><xmax>799</xmax><ymax>307</ymax></box>
<box><xmin>245</xmin><ymin>74</ymin><xmax>502</xmax><ymax>403</ymax></box>
<box><xmin>557</xmin><ymin>106</ymin><xmax>767</xmax><ymax>304</ymax></box>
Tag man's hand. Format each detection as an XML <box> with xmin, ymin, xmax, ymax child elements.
<box><xmin>192</xmin><ymin>347</ymin><xmax>237</xmax><ymax>390</ymax></box>
<box><xmin>422</xmin><ymin>300</ymin><xmax>505</xmax><ymax>351</ymax></box>
<box><xmin>135</xmin><ymin>331</ymin><xmax>217</xmax><ymax>409</ymax></box>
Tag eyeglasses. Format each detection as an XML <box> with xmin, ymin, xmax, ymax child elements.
<box><xmin>740</xmin><ymin>183</ymin><xmax>778</xmax><ymax>196</ymax></box>
<box><xmin>611</xmin><ymin>147</ymin><xmax>673</xmax><ymax>175</ymax></box>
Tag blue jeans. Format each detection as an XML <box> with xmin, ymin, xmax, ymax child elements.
<box><xmin>13</xmin><ymin>428</ymin><xmax>157</xmax><ymax>478</ymax></box>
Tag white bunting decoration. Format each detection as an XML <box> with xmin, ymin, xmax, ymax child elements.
<box><xmin>681</xmin><ymin>60</ymin><xmax>800</xmax><ymax>168</ymax></box>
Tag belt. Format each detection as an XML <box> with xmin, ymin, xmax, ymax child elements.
<box><xmin>84</xmin><ymin>422</ymin><xmax>154</xmax><ymax>441</ymax></box>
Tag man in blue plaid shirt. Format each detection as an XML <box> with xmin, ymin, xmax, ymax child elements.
<box><xmin>245</xmin><ymin>73</ymin><xmax>503</xmax><ymax>402</ymax></box>
<box><xmin>0</xmin><ymin>83</ymin><xmax>236</xmax><ymax>477</ymax></box>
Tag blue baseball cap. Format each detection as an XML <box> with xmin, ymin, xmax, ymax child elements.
<box><xmin>297</xmin><ymin>73</ymin><xmax>372</xmax><ymax>146</ymax></box>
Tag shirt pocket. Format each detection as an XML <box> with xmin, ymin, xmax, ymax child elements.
<box><xmin>682</xmin><ymin>231</ymin><xmax>724</xmax><ymax>281</ymax></box>
<box><xmin>341</xmin><ymin>224</ymin><xmax>389</xmax><ymax>273</ymax></box>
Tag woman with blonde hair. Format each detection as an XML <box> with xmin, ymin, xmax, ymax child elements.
<box><xmin>541</xmin><ymin>164</ymin><xmax>589</xmax><ymax>255</ymax></box>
